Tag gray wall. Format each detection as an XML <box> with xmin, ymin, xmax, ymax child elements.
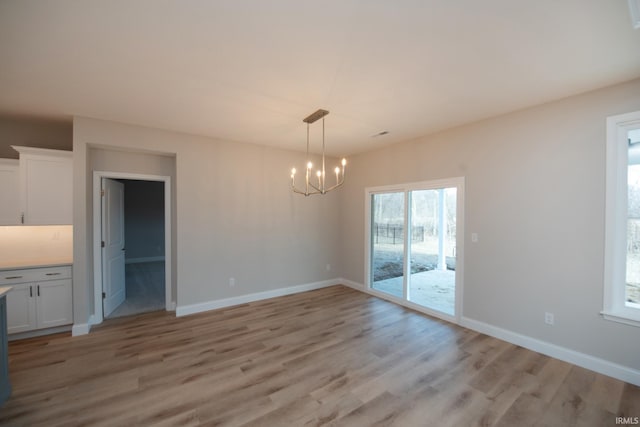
<box><xmin>120</xmin><ymin>179</ymin><xmax>165</xmax><ymax>262</ymax></box>
<box><xmin>339</xmin><ymin>78</ymin><xmax>640</xmax><ymax>371</ymax></box>
<box><xmin>0</xmin><ymin>116</ymin><xmax>72</xmax><ymax>158</ymax></box>
<box><xmin>73</xmin><ymin>118</ymin><xmax>342</xmax><ymax>324</ymax></box>
<box><xmin>88</xmin><ymin>146</ymin><xmax>177</xmax><ymax>308</ymax></box>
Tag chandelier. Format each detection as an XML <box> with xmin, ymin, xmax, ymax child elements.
<box><xmin>291</xmin><ymin>109</ymin><xmax>346</xmax><ymax>196</ymax></box>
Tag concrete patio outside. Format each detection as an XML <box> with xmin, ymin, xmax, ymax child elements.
<box><xmin>372</xmin><ymin>269</ymin><xmax>455</xmax><ymax>315</ymax></box>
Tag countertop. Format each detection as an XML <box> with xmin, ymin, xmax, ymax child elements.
<box><xmin>0</xmin><ymin>287</ymin><xmax>11</xmax><ymax>297</ymax></box>
<box><xmin>0</xmin><ymin>259</ymin><xmax>73</xmax><ymax>272</ymax></box>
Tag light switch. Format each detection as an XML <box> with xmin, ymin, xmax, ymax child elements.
<box><xmin>471</xmin><ymin>233</ymin><xmax>478</xmax><ymax>243</ymax></box>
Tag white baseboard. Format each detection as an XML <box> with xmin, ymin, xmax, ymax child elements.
<box><xmin>9</xmin><ymin>325</ymin><xmax>72</xmax><ymax>341</ymax></box>
<box><xmin>460</xmin><ymin>317</ymin><xmax>640</xmax><ymax>387</ymax></box>
<box><xmin>125</xmin><ymin>256</ymin><xmax>165</xmax><ymax>264</ymax></box>
<box><xmin>338</xmin><ymin>277</ymin><xmax>640</xmax><ymax>386</ymax></box>
<box><xmin>339</xmin><ymin>278</ymin><xmax>366</xmax><ymax>291</ymax></box>
<box><xmin>176</xmin><ymin>278</ymin><xmax>340</xmax><ymax>317</ymax></box>
<box><xmin>71</xmin><ymin>322</ymin><xmax>91</xmax><ymax>336</ymax></box>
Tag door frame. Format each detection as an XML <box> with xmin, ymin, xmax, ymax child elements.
<box><xmin>364</xmin><ymin>177</ymin><xmax>465</xmax><ymax>324</ymax></box>
<box><xmin>92</xmin><ymin>171</ymin><xmax>173</xmax><ymax>324</ymax></box>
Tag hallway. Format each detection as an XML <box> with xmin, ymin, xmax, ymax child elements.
<box><xmin>108</xmin><ymin>261</ymin><xmax>165</xmax><ymax>318</ymax></box>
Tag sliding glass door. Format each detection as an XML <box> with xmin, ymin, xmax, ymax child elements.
<box><xmin>370</xmin><ymin>192</ymin><xmax>405</xmax><ymax>298</ymax></box>
<box><xmin>407</xmin><ymin>188</ymin><xmax>457</xmax><ymax>315</ymax></box>
<box><xmin>367</xmin><ymin>179</ymin><xmax>463</xmax><ymax>320</ymax></box>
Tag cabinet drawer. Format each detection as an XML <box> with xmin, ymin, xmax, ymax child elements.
<box><xmin>0</xmin><ymin>266</ymin><xmax>72</xmax><ymax>285</ymax></box>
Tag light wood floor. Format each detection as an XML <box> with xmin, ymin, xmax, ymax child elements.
<box><xmin>1</xmin><ymin>285</ymin><xmax>638</xmax><ymax>426</ymax></box>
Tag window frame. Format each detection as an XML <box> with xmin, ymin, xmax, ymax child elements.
<box><xmin>603</xmin><ymin>111</ymin><xmax>640</xmax><ymax>327</ymax></box>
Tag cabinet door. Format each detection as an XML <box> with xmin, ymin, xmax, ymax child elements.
<box><xmin>21</xmin><ymin>155</ymin><xmax>72</xmax><ymax>225</ymax></box>
<box><xmin>0</xmin><ymin>160</ymin><xmax>20</xmax><ymax>225</ymax></box>
<box><xmin>36</xmin><ymin>279</ymin><xmax>72</xmax><ymax>328</ymax></box>
<box><xmin>6</xmin><ymin>283</ymin><xmax>37</xmax><ymax>334</ymax></box>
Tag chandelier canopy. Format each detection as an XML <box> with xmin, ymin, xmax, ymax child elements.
<box><xmin>291</xmin><ymin>109</ymin><xmax>346</xmax><ymax>196</ymax></box>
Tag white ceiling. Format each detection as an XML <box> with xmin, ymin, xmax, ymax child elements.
<box><xmin>1</xmin><ymin>1</ymin><xmax>639</xmax><ymax>156</ymax></box>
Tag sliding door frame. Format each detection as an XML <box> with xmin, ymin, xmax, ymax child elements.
<box><xmin>364</xmin><ymin>177</ymin><xmax>465</xmax><ymax>324</ymax></box>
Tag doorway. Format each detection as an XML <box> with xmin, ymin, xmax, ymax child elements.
<box><xmin>366</xmin><ymin>177</ymin><xmax>464</xmax><ymax>323</ymax></box>
<box><xmin>92</xmin><ymin>172</ymin><xmax>172</xmax><ymax>324</ymax></box>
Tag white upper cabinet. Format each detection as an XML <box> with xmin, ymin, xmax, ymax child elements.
<box><xmin>11</xmin><ymin>146</ymin><xmax>73</xmax><ymax>225</ymax></box>
<box><xmin>0</xmin><ymin>159</ymin><xmax>20</xmax><ymax>225</ymax></box>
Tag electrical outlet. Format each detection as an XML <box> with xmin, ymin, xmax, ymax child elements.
<box><xmin>544</xmin><ymin>312</ymin><xmax>554</xmax><ymax>325</ymax></box>
<box><xmin>229</xmin><ymin>277</ymin><xmax>235</xmax><ymax>287</ymax></box>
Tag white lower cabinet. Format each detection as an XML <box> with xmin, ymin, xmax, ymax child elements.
<box><xmin>5</xmin><ymin>283</ymin><xmax>36</xmax><ymax>333</ymax></box>
<box><xmin>37</xmin><ymin>279</ymin><xmax>73</xmax><ymax>329</ymax></box>
<box><xmin>1</xmin><ymin>266</ymin><xmax>73</xmax><ymax>334</ymax></box>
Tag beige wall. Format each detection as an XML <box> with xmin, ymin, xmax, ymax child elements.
<box><xmin>73</xmin><ymin>117</ymin><xmax>341</xmax><ymax>324</ymax></box>
<box><xmin>339</xmin><ymin>78</ymin><xmax>640</xmax><ymax>371</ymax></box>
<box><xmin>0</xmin><ymin>116</ymin><xmax>72</xmax><ymax>159</ymax></box>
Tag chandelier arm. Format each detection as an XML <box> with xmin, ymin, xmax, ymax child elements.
<box><xmin>323</xmin><ymin>181</ymin><xmax>345</xmax><ymax>193</ymax></box>
<box><xmin>323</xmin><ymin>168</ymin><xmax>345</xmax><ymax>192</ymax></box>
<box><xmin>291</xmin><ymin>179</ymin><xmax>304</xmax><ymax>194</ymax></box>
<box><xmin>309</xmin><ymin>182</ymin><xmax>322</xmax><ymax>192</ymax></box>
<box><xmin>292</xmin><ymin>184</ymin><xmax>321</xmax><ymax>196</ymax></box>
<box><xmin>294</xmin><ymin>180</ymin><xmax>344</xmax><ymax>195</ymax></box>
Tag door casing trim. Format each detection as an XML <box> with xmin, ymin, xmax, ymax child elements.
<box><xmin>92</xmin><ymin>171</ymin><xmax>173</xmax><ymax>325</ymax></box>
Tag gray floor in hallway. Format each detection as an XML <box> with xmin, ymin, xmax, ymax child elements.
<box><xmin>108</xmin><ymin>261</ymin><xmax>165</xmax><ymax>318</ymax></box>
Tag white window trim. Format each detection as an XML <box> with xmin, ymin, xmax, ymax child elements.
<box><xmin>603</xmin><ymin>111</ymin><xmax>640</xmax><ymax>327</ymax></box>
<box><xmin>364</xmin><ymin>177</ymin><xmax>465</xmax><ymax>324</ymax></box>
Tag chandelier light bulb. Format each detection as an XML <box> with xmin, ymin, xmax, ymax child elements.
<box><xmin>307</xmin><ymin>161</ymin><xmax>313</xmax><ymax>169</ymax></box>
<box><xmin>291</xmin><ymin>168</ymin><xmax>296</xmax><ymax>175</ymax></box>
<box><xmin>341</xmin><ymin>158</ymin><xmax>347</xmax><ymax>167</ymax></box>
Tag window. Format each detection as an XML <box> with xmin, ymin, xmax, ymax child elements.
<box><xmin>604</xmin><ymin>111</ymin><xmax>640</xmax><ymax>327</ymax></box>
<box><xmin>366</xmin><ymin>178</ymin><xmax>464</xmax><ymax>322</ymax></box>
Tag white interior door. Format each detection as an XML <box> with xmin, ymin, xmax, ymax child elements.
<box><xmin>102</xmin><ymin>178</ymin><xmax>126</xmax><ymax>317</ymax></box>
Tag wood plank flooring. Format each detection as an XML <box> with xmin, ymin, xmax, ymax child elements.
<box><xmin>1</xmin><ymin>285</ymin><xmax>638</xmax><ymax>426</ymax></box>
